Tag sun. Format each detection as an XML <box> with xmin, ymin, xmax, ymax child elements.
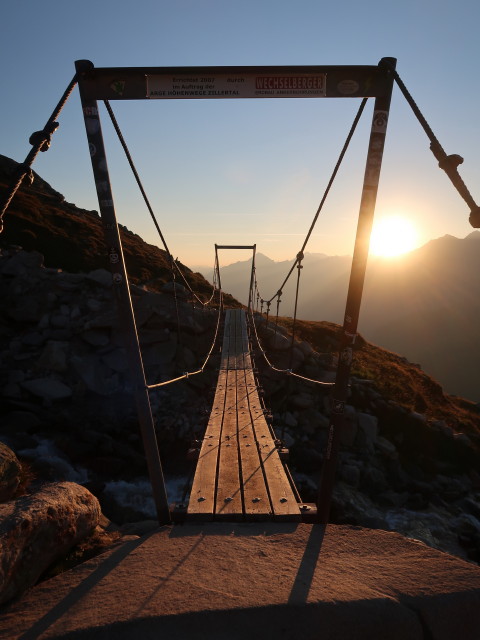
<box><xmin>369</xmin><ymin>216</ymin><xmax>418</xmax><ymax>258</ymax></box>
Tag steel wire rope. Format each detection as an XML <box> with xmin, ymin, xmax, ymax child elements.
<box><xmin>389</xmin><ymin>65</ymin><xmax>479</xmax><ymax>223</ymax></box>
<box><xmin>288</xmin><ymin>252</ymin><xmax>304</xmax><ymax>370</ymax></box>
<box><xmin>251</xmin><ymin>99</ymin><xmax>367</xmax><ymax>385</ymax></box>
<box><xmin>247</xmin><ymin>305</ymin><xmax>334</xmax><ymax>387</ymax></box>
<box><xmin>103</xmin><ymin>100</ymin><xmax>216</xmax><ymax>307</ymax></box>
<box><xmin>147</xmin><ymin>281</ymin><xmax>223</xmax><ymax>389</ymax></box>
<box><xmin>254</xmin><ymin>98</ymin><xmax>368</xmax><ymax>306</ymax></box>
<box><xmin>0</xmin><ymin>74</ymin><xmax>78</xmax><ymax>233</ymax></box>
<box><xmin>188</xmin><ymin>256</ymin><xmax>220</xmax><ymax>365</ymax></box>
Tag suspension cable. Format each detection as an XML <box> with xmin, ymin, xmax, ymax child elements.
<box><xmin>388</xmin><ymin>65</ymin><xmax>480</xmax><ymax>226</ymax></box>
<box><xmin>248</xmin><ymin>306</ymin><xmax>334</xmax><ymax>387</ymax></box>
<box><xmin>147</xmin><ymin>279</ymin><xmax>223</xmax><ymax>389</ymax></box>
<box><xmin>103</xmin><ymin>100</ymin><xmax>216</xmax><ymax>305</ymax></box>
<box><xmin>256</xmin><ymin>97</ymin><xmax>368</xmax><ymax>305</ymax></box>
<box><xmin>288</xmin><ymin>251</ymin><xmax>304</xmax><ymax>370</ymax></box>
<box><xmin>0</xmin><ymin>74</ymin><xmax>78</xmax><ymax>233</ymax></box>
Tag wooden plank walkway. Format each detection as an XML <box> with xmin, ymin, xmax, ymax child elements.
<box><xmin>187</xmin><ymin>309</ymin><xmax>302</xmax><ymax>521</ymax></box>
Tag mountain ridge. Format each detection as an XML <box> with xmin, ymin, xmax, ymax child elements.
<box><xmin>1</xmin><ymin>153</ymin><xmax>478</xmax><ymax>401</ymax></box>
<box><xmin>1</xmin><ymin>154</ymin><xmax>480</xmax><ymax>569</ymax></box>
<box><xmin>0</xmin><ymin>154</ymin><xmax>239</xmax><ymax>307</ymax></box>
<box><xmin>211</xmin><ymin>234</ymin><xmax>480</xmax><ymax>401</ymax></box>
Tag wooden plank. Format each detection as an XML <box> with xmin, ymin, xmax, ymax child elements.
<box><xmin>187</xmin><ymin>369</ymin><xmax>227</xmax><ymax>520</ymax></box>
<box><xmin>188</xmin><ymin>308</ymin><xmax>301</xmax><ymax>523</ymax></box>
<box><xmin>239</xmin><ymin>311</ymin><xmax>252</xmax><ymax>369</ymax></box>
<box><xmin>227</xmin><ymin>310</ymin><xmax>238</xmax><ymax>371</ymax></box>
<box><xmin>215</xmin><ymin>368</ymin><xmax>243</xmax><ymax>520</ymax></box>
<box><xmin>220</xmin><ymin>310</ymin><xmax>231</xmax><ymax>370</ymax></box>
<box><xmin>244</xmin><ymin>367</ymin><xmax>302</xmax><ymax>521</ymax></box>
<box><xmin>234</xmin><ymin>310</ymin><xmax>244</xmax><ymax>370</ymax></box>
<box><xmin>236</xmin><ymin>366</ymin><xmax>272</xmax><ymax>520</ymax></box>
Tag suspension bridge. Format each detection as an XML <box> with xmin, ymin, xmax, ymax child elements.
<box><xmin>1</xmin><ymin>58</ymin><xmax>478</xmax><ymax>530</ymax></box>
<box><xmin>185</xmin><ymin>308</ymin><xmax>304</xmax><ymax>522</ymax></box>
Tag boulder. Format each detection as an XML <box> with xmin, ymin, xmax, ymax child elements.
<box><xmin>36</xmin><ymin>341</ymin><xmax>69</xmax><ymax>372</ymax></box>
<box><xmin>262</xmin><ymin>326</ymin><xmax>290</xmax><ymax>351</ymax></box>
<box><xmin>0</xmin><ymin>250</ymin><xmax>44</xmax><ymax>277</ymax></box>
<box><xmin>0</xmin><ymin>482</ymin><xmax>100</xmax><ymax>604</ymax></box>
<box><xmin>0</xmin><ymin>443</ymin><xmax>22</xmax><ymax>503</ymax></box>
<box><xmin>290</xmin><ymin>392</ymin><xmax>315</xmax><ymax>409</ymax></box>
<box><xmin>20</xmin><ymin>377</ymin><xmax>72</xmax><ymax>401</ymax></box>
<box><xmin>357</xmin><ymin>412</ymin><xmax>378</xmax><ymax>449</ymax></box>
<box><xmin>86</xmin><ymin>269</ymin><xmax>112</xmax><ymax>288</ymax></box>
<box><xmin>161</xmin><ymin>281</ymin><xmax>188</xmax><ymax>298</ymax></box>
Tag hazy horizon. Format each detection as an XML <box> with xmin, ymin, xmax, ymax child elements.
<box><xmin>190</xmin><ymin>230</ymin><xmax>480</xmax><ymax>273</ymax></box>
<box><xmin>2</xmin><ymin>1</ymin><xmax>479</xmax><ymax>269</ymax></box>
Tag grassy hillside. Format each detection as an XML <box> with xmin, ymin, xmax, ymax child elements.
<box><xmin>0</xmin><ymin>154</ymin><xmax>239</xmax><ymax>306</ymax></box>
<box><xmin>277</xmin><ymin>317</ymin><xmax>480</xmax><ymax>440</ymax></box>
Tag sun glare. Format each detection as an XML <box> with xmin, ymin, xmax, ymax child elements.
<box><xmin>369</xmin><ymin>216</ymin><xmax>418</xmax><ymax>258</ymax></box>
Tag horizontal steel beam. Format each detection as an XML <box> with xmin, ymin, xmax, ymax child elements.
<box><xmin>215</xmin><ymin>245</ymin><xmax>256</xmax><ymax>250</ymax></box>
<box><xmin>75</xmin><ymin>61</ymin><xmax>391</xmax><ymax>101</ymax></box>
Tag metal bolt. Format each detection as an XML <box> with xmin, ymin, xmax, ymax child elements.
<box><xmin>225</xmin><ymin>497</ymin><xmax>233</xmax><ymax>502</ymax></box>
<box><xmin>300</xmin><ymin>505</ymin><xmax>311</xmax><ymax>511</ymax></box>
<box><xmin>252</xmin><ymin>497</ymin><xmax>261</xmax><ymax>503</ymax></box>
<box><xmin>280</xmin><ymin>497</ymin><xmax>288</xmax><ymax>503</ymax></box>
<box><xmin>198</xmin><ymin>497</ymin><xmax>206</xmax><ymax>502</ymax></box>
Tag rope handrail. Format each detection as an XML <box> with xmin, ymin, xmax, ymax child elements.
<box><xmin>247</xmin><ymin>308</ymin><xmax>334</xmax><ymax>388</ymax></box>
<box><xmin>147</xmin><ymin>288</ymin><xmax>223</xmax><ymax>389</ymax></box>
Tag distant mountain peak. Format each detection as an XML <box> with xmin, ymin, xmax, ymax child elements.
<box><xmin>465</xmin><ymin>230</ymin><xmax>480</xmax><ymax>241</ymax></box>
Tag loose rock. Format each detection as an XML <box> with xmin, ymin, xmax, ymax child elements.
<box><xmin>0</xmin><ymin>482</ymin><xmax>101</xmax><ymax>604</ymax></box>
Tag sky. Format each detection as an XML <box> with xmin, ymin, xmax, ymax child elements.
<box><xmin>2</xmin><ymin>0</ymin><xmax>479</xmax><ymax>272</ymax></box>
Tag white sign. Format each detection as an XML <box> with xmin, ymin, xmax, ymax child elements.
<box><xmin>146</xmin><ymin>73</ymin><xmax>327</xmax><ymax>99</ymax></box>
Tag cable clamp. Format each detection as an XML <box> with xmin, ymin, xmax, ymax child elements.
<box><xmin>438</xmin><ymin>153</ymin><xmax>464</xmax><ymax>172</ymax></box>
<box><xmin>29</xmin><ymin>122</ymin><xmax>59</xmax><ymax>152</ymax></box>
<box><xmin>469</xmin><ymin>206</ymin><xmax>480</xmax><ymax>229</ymax></box>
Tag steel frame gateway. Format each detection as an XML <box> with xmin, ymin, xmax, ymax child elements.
<box><xmin>75</xmin><ymin>59</ymin><xmax>396</xmax><ymax>524</ymax></box>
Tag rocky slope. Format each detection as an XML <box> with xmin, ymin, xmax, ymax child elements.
<box><xmin>0</xmin><ymin>155</ymin><xmax>479</xmax><ymax>600</ymax></box>
<box><xmin>0</xmin><ymin>153</ymin><xmax>238</xmax><ymax>306</ymax></box>
<box><xmin>0</xmin><ymin>244</ymin><xmax>479</xmax><ymax>570</ymax></box>
<box><xmin>254</xmin><ymin>318</ymin><xmax>480</xmax><ymax>562</ymax></box>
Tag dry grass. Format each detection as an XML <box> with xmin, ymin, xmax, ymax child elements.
<box><xmin>0</xmin><ymin>155</ymin><xmax>232</xmax><ymax>304</ymax></box>
<box><xmin>276</xmin><ymin>316</ymin><xmax>480</xmax><ymax>437</ymax></box>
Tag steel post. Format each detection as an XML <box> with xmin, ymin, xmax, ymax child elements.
<box><xmin>316</xmin><ymin>58</ymin><xmax>397</xmax><ymax>524</ymax></box>
<box><xmin>75</xmin><ymin>60</ymin><xmax>170</xmax><ymax>524</ymax></box>
<box><xmin>247</xmin><ymin>244</ymin><xmax>257</xmax><ymax>314</ymax></box>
